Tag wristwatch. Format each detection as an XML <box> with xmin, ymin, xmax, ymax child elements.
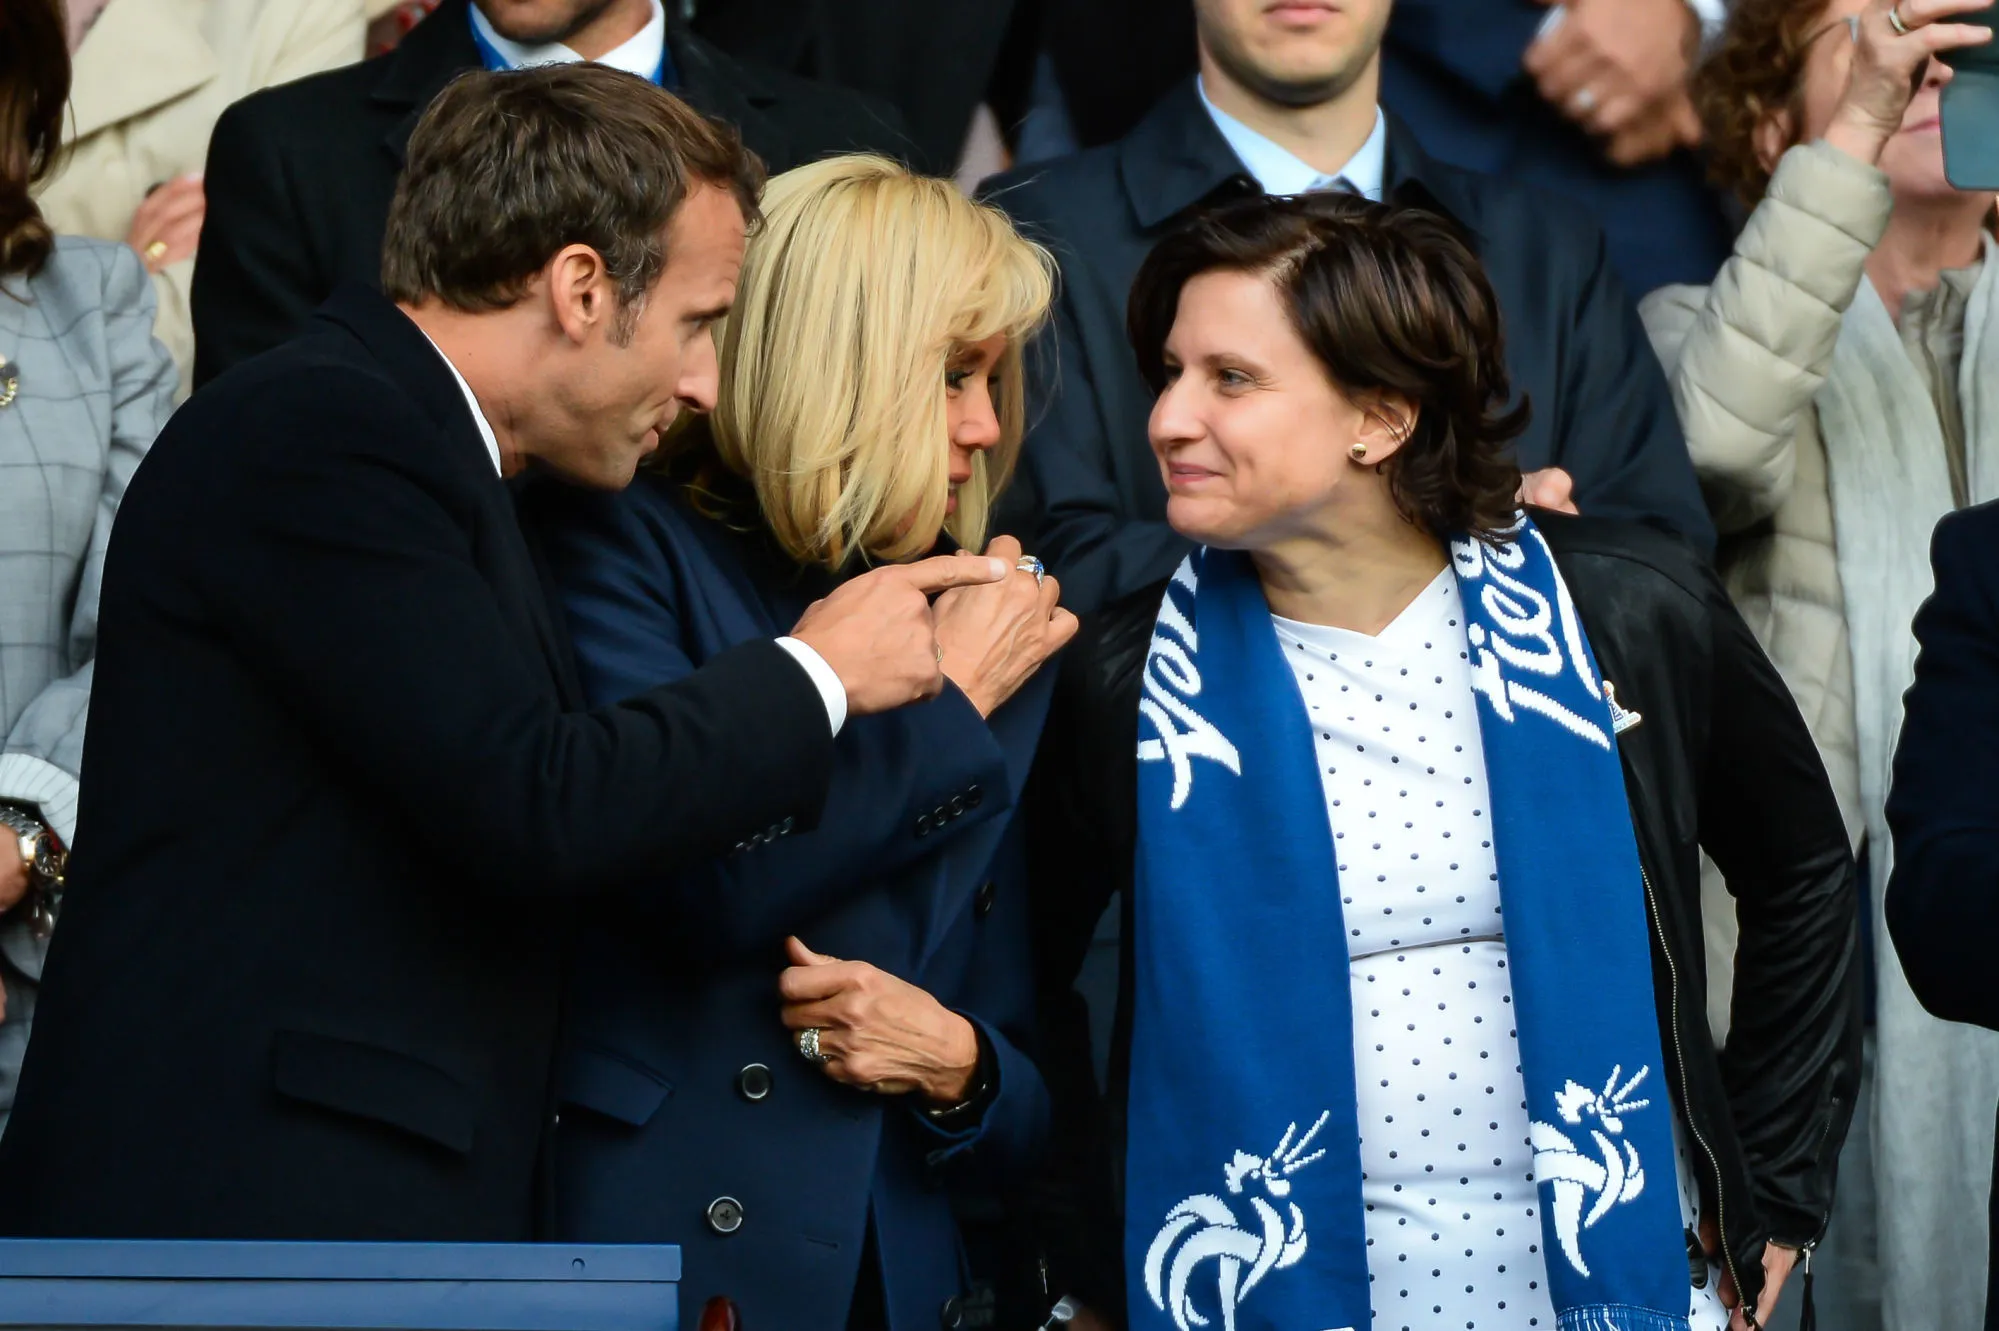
<box><xmin>0</xmin><ymin>802</ymin><xmax>67</xmax><ymax>939</ymax></box>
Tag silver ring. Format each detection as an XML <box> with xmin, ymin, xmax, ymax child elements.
<box><xmin>1015</xmin><ymin>555</ymin><xmax>1046</xmax><ymax>587</ymax></box>
<box><xmin>1887</xmin><ymin>3</ymin><xmax>1911</xmax><ymax>34</ymax></box>
<box><xmin>1570</xmin><ymin>86</ymin><xmax>1598</xmax><ymax>114</ymax></box>
<box><xmin>796</xmin><ymin>1027</ymin><xmax>830</xmax><ymax>1065</ymax></box>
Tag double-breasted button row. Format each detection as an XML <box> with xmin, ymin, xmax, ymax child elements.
<box><xmin>732</xmin><ymin>814</ymin><xmax>797</xmax><ymax>855</ymax></box>
<box><xmin>736</xmin><ymin>1063</ymin><xmax>772</xmax><ymax>1102</ymax></box>
<box><xmin>914</xmin><ymin>784</ymin><xmax>983</xmax><ymax>839</ymax></box>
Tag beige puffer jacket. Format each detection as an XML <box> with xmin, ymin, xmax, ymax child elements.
<box><xmin>1639</xmin><ymin>141</ymin><xmax>1893</xmax><ymax>1035</ymax></box>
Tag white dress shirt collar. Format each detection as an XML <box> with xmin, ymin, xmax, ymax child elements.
<box><xmin>470</xmin><ymin>0</ymin><xmax>667</xmax><ymax>80</ymax></box>
<box><xmin>417</xmin><ymin>329</ymin><xmax>504</xmax><ymax>477</ymax></box>
<box><xmin>1197</xmin><ymin>78</ymin><xmax>1387</xmax><ymax>201</ymax></box>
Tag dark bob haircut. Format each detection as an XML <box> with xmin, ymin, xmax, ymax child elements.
<box><xmin>1127</xmin><ymin>192</ymin><xmax>1529</xmax><ymax>542</ymax></box>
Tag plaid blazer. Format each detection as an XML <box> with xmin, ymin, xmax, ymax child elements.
<box><xmin>0</xmin><ymin>237</ymin><xmax>174</xmax><ymax>1127</ymax></box>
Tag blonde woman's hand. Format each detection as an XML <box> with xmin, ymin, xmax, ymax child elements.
<box><xmin>933</xmin><ymin>536</ymin><xmax>1080</xmax><ymax>719</ymax></box>
<box><xmin>779</xmin><ymin>937</ymin><xmax>981</xmax><ymax>1105</ymax></box>
<box><xmin>789</xmin><ymin>554</ymin><xmax>1010</xmax><ymax>716</ymax></box>
<box><xmin>1826</xmin><ymin>0</ymin><xmax>1993</xmax><ymax>164</ymax></box>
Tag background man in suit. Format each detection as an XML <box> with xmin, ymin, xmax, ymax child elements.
<box><xmin>189</xmin><ymin>0</ymin><xmax>909</xmax><ymax>387</ymax></box>
<box><xmin>986</xmin><ymin>0</ymin><xmax>1712</xmax><ymax>617</ymax></box>
<box><xmin>686</xmin><ymin>0</ymin><xmax>1020</xmax><ymax>175</ymax></box>
<box><xmin>0</xmin><ymin>64</ymin><xmax>1013</xmax><ymax>1242</ymax></box>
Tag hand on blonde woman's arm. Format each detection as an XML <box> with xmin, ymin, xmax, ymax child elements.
<box><xmin>779</xmin><ymin>937</ymin><xmax>982</xmax><ymax>1104</ymax></box>
<box><xmin>934</xmin><ymin>535</ymin><xmax>1079</xmax><ymax>718</ymax></box>
<box><xmin>1824</xmin><ymin>0</ymin><xmax>1993</xmax><ymax>164</ymax></box>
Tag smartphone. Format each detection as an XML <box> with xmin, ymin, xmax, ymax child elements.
<box><xmin>1941</xmin><ymin>0</ymin><xmax>1999</xmax><ymax>189</ymax></box>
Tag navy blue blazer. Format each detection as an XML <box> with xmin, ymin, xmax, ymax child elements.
<box><xmin>1378</xmin><ymin>0</ymin><xmax>1731</xmax><ymax>298</ymax></box>
<box><xmin>530</xmin><ymin>470</ymin><xmax>1053</xmax><ymax>1331</ymax></box>
<box><xmin>1885</xmin><ymin>501</ymin><xmax>1999</xmax><ymax>1329</ymax></box>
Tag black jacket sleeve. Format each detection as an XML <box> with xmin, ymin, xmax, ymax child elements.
<box><xmin>1887</xmin><ymin>510</ymin><xmax>1999</xmax><ymax>1030</ymax></box>
<box><xmin>1021</xmin><ymin>591</ymin><xmax>1151</xmax><ymax>1317</ymax></box>
<box><xmin>192</xmin><ymin>101</ymin><xmax>327</xmax><ymax>389</ymax></box>
<box><xmin>1700</xmin><ymin>558</ymin><xmax>1861</xmax><ymax>1245</ymax></box>
<box><xmin>198</xmin><ymin>379</ymin><xmax>835</xmax><ymax>895</ymax></box>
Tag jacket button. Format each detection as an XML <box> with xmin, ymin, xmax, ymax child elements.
<box><xmin>965</xmin><ymin>784</ymin><xmax>982</xmax><ymax>809</ymax></box>
<box><xmin>948</xmin><ymin>794</ymin><xmax>967</xmax><ymax>818</ymax></box>
<box><xmin>737</xmin><ymin>1063</ymin><xmax>773</xmax><ymax>1102</ymax></box>
<box><xmin>705</xmin><ymin>1196</ymin><xmax>744</xmax><ymax>1235</ymax></box>
<box><xmin>974</xmin><ymin>881</ymin><xmax>997</xmax><ymax>919</ymax></box>
<box><xmin>781</xmin><ymin>815</ymin><xmax>795</xmax><ymax>833</ymax></box>
<box><xmin>915</xmin><ymin>813</ymin><xmax>933</xmax><ymax>838</ymax></box>
<box><xmin>939</xmin><ymin>1294</ymin><xmax>964</xmax><ymax>1329</ymax></box>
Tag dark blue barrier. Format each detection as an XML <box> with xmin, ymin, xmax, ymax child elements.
<box><xmin>0</xmin><ymin>1241</ymin><xmax>679</xmax><ymax>1330</ymax></box>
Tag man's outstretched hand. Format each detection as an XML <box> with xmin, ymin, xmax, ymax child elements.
<box><xmin>789</xmin><ymin>555</ymin><xmax>1009</xmax><ymax>717</ymax></box>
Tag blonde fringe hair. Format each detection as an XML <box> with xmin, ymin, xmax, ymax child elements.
<box><xmin>708</xmin><ymin>154</ymin><xmax>1055</xmax><ymax>569</ymax></box>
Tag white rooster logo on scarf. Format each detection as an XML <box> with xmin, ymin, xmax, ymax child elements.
<box><xmin>1143</xmin><ymin>1112</ymin><xmax>1352</xmax><ymax>1331</ymax></box>
<box><xmin>1528</xmin><ymin>1065</ymin><xmax>1653</xmax><ymax>1277</ymax></box>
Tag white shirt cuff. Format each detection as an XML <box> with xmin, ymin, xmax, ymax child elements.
<box><xmin>774</xmin><ymin>637</ymin><xmax>848</xmax><ymax>737</ymax></box>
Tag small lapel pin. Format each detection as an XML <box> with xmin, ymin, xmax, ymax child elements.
<box><xmin>1604</xmin><ymin>679</ymin><xmax>1643</xmax><ymax>736</ymax></box>
<box><xmin>0</xmin><ymin>356</ymin><xmax>17</xmax><ymax>410</ymax></box>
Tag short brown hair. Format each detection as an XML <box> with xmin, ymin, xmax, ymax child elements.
<box><xmin>381</xmin><ymin>64</ymin><xmax>765</xmax><ymax>332</ymax></box>
<box><xmin>1694</xmin><ymin>0</ymin><xmax>1831</xmax><ymax>206</ymax></box>
<box><xmin>0</xmin><ymin>0</ymin><xmax>68</xmax><ymax>279</ymax></box>
<box><xmin>1128</xmin><ymin>193</ymin><xmax>1528</xmax><ymax>542</ymax></box>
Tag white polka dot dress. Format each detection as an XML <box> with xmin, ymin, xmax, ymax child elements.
<box><xmin>1272</xmin><ymin>570</ymin><xmax>1728</xmax><ymax>1331</ymax></box>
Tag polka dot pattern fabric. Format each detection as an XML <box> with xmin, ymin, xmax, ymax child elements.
<box><xmin>1273</xmin><ymin>571</ymin><xmax>1728</xmax><ymax>1331</ymax></box>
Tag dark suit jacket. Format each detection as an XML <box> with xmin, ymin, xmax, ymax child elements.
<box><xmin>1380</xmin><ymin>0</ymin><xmax>1732</xmax><ymax>298</ymax></box>
<box><xmin>0</xmin><ymin>287</ymin><xmax>835</xmax><ymax>1241</ymax></box>
<box><xmin>689</xmin><ymin>0</ymin><xmax>1018</xmax><ymax>174</ymax></box>
<box><xmin>530</xmin><ymin>471</ymin><xmax>1051</xmax><ymax>1331</ymax></box>
<box><xmin>1883</xmin><ymin>501</ymin><xmax>1999</xmax><ymax>1330</ymax></box>
<box><xmin>190</xmin><ymin>0</ymin><xmax>910</xmax><ymax>389</ymax></box>
<box><xmin>983</xmin><ymin>83</ymin><xmax>1715</xmax><ymax>615</ymax></box>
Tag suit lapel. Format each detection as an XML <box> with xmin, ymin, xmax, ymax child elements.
<box><xmin>374</xmin><ymin>0</ymin><xmax>484</xmax><ymax>167</ymax></box>
<box><xmin>312</xmin><ymin>286</ymin><xmax>584</xmax><ymax>706</ymax></box>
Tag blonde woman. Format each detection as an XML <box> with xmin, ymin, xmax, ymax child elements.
<box><xmin>531</xmin><ymin>154</ymin><xmax>1070</xmax><ymax>1331</ymax></box>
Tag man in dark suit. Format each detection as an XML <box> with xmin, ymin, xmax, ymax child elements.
<box><xmin>189</xmin><ymin>0</ymin><xmax>909</xmax><ymax>388</ymax></box>
<box><xmin>687</xmin><ymin>0</ymin><xmax>1019</xmax><ymax>175</ymax></box>
<box><xmin>0</xmin><ymin>65</ymin><xmax>1011</xmax><ymax>1242</ymax></box>
<box><xmin>985</xmin><ymin>0</ymin><xmax>1714</xmax><ymax>615</ymax></box>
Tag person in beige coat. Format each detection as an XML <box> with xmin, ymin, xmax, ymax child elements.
<box><xmin>1641</xmin><ymin>0</ymin><xmax>1997</xmax><ymax>1326</ymax></box>
<box><xmin>33</xmin><ymin>0</ymin><xmax>365</xmax><ymax>396</ymax></box>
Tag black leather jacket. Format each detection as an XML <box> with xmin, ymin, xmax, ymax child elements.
<box><xmin>1023</xmin><ymin>513</ymin><xmax>1861</xmax><ymax>1323</ymax></box>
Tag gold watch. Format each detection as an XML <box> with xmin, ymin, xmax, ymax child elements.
<box><xmin>0</xmin><ymin>802</ymin><xmax>66</xmax><ymax>939</ymax></box>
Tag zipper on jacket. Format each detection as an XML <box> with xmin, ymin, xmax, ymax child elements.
<box><xmin>1639</xmin><ymin>864</ymin><xmax>1747</xmax><ymax>1316</ymax></box>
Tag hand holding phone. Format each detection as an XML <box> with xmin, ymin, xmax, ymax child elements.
<box><xmin>1940</xmin><ymin>0</ymin><xmax>1999</xmax><ymax>187</ymax></box>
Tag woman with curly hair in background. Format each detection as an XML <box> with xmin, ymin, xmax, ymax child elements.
<box><xmin>1640</xmin><ymin>0</ymin><xmax>1995</xmax><ymax>1323</ymax></box>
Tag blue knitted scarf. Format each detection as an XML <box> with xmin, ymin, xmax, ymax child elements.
<box><xmin>1124</xmin><ymin>520</ymin><xmax>1688</xmax><ymax>1331</ymax></box>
